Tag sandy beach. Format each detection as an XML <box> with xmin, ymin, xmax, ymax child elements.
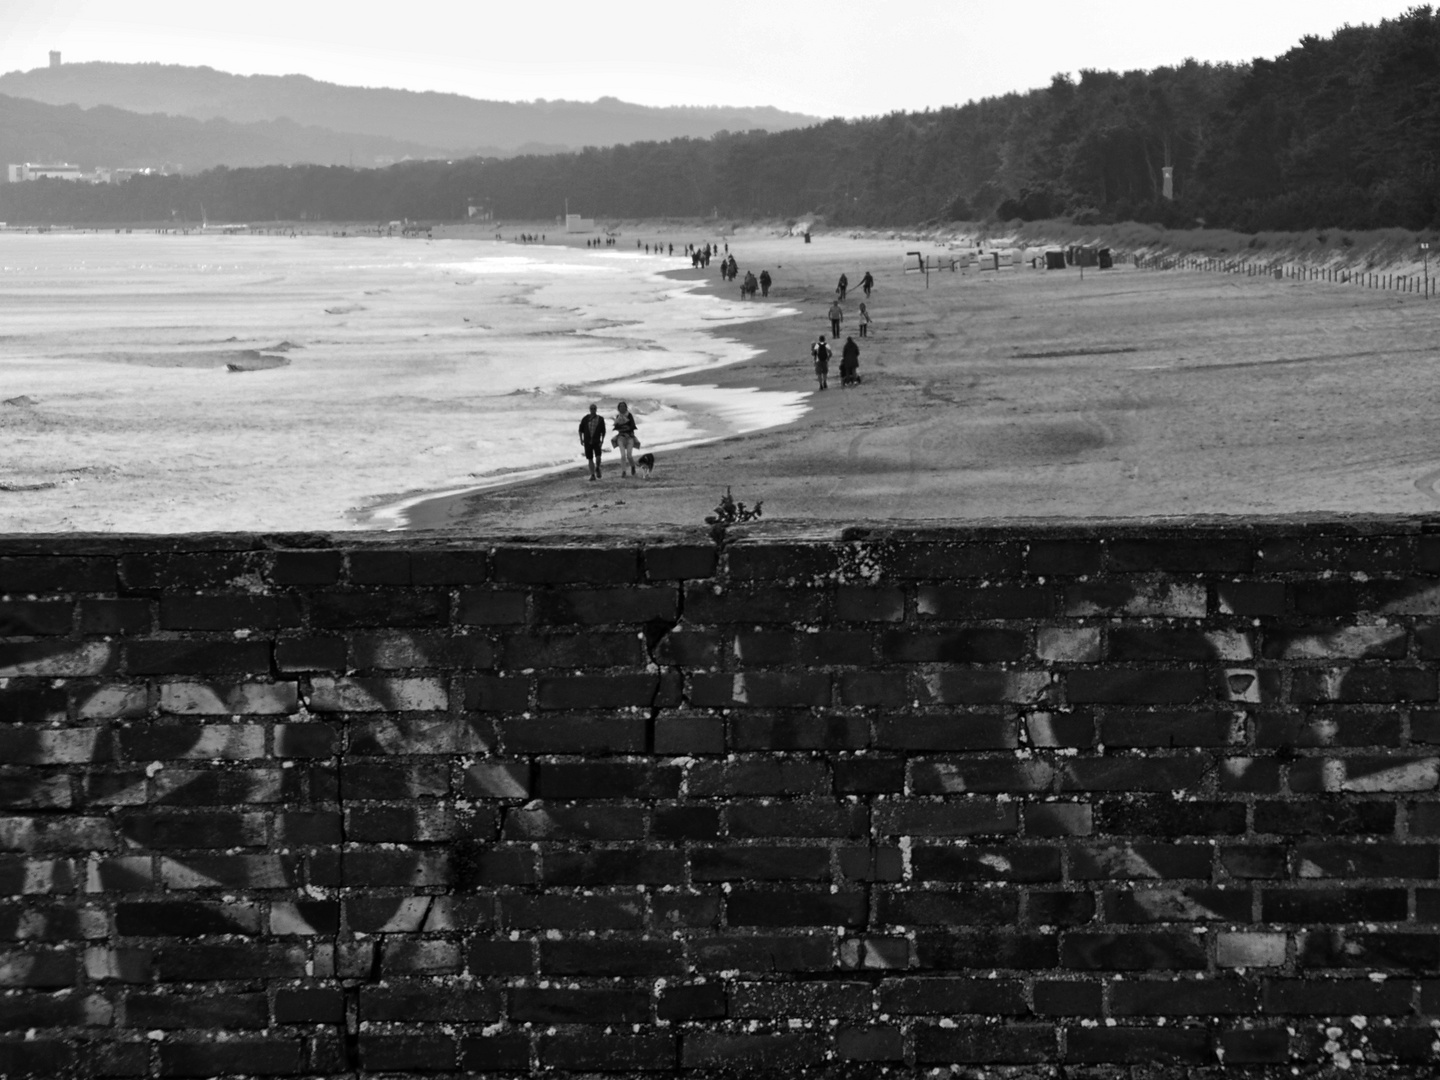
<box><xmin>403</xmin><ymin>225</ymin><xmax>1440</xmax><ymax>534</ymax></box>
<box><xmin>6</xmin><ymin>223</ymin><xmax>1440</xmax><ymax>536</ymax></box>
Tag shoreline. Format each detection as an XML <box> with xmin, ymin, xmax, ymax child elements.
<box><xmin>395</xmin><ymin>257</ymin><xmax>817</xmax><ymax>530</ymax></box>
<box><xmin>389</xmin><ymin>224</ymin><xmax>1440</xmax><ymax>534</ymax></box>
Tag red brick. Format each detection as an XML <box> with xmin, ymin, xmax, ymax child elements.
<box><xmin>913</xmin><ymin>931</ymin><xmax>1058</xmax><ymax>969</ymax></box>
<box><xmin>883</xmin><ymin>541</ymin><xmax>1019</xmax><ymax>578</ymax></box>
<box><xmin>878</xmin><ymin>976</ymin><xmax>1027</xmax><ymax>1015</ymax></box>
<box><xmin>917</xmin><ymin>584</ymin><xmax>1054</xmax><ymax>619</ymax></box>
<box><xmin>409</xmin><ymin>550</ymin><xmax>488</xmax><ymax>584</ymax></box>
<box><xmin>0</xmin><ymin>556</ymin><xmax>117</xmax><ymax>593</ymax></box>
<box><xmin>159</xmin><ymin>1038</ymin><xmax>307</xmax><ymax>1077</ymax></box>
<box><xmin>540</xmin><ymin>1032</ymin><xmax>676</xmax><ymax>1072</ymax></box>
<box><xmin>538</xmin><ymin>939</ymin><xmax>682</xmax><ymax>976</ymax></box>
<box><xmin>533</xmin><ymin>585</ymin><xmax>676</xmax><ymax>623</ymax></box>
<box><xmin>499</xmin><ymin>714</ymin><xmax>646</xmax><ymax>753</ymax></box>
<box><xmin>459</xmin><ymin>1034</ymin><xmax>531</xmax><ymax>1072</ymax></box>
<box><xmin>502</xmin><ymin>632</ymin><xmax>643</xmax><ymax>668</ymax></box>
<box><xmin>125</xmin><ymin>641</ymin><xmax>269</xmax><ymax>676</ymax></box>
<box><xmin>735</xmin><ymin>630</ymin><xmax>872</xmax><ymax>666</ymax></box>
<box><xmin>0</xmin><ymin>602</ymin><xmax>72</xmax><ymax>635</ymax></box>
<box><xmin>912</xmin><ymin>844</ymin><xmax>1061</xmax><ymax>883</ymax></box>
<box><xmin>726</xmin><ymin>889</ymin><xmax>866</xmax><ymax>927</ymax></box>
<box><xmin>1108</xmin><ymin>537</ymin><xmax>1253</xmax><ymax>572</ymax></box>
<box><xmin>836</xmin><ymin>586</ymin><xmax>905</xmax><ymax>622</ymax></box>
<box><xmin>680</xmin><ymin>1033</ymin><xmax>825</xmax><ymax>1070</ymax></box>
<box><xmin>1214</xmin><ymin>580</ymin><xmax>1286</xmax><ymax>618</ymax></box>
<box><xmin>726</xmin><ymin>542</ymin><xmax>838</xmax><ymax>579</ymax></box>
<box><xmin>493</xmin><ymin>546</ymin><xmax>639</xmax><ymax>583</ymax></box>
<box><xmin>1061</xmin><ymin>931</ymin><xmax>1207</xmax><ymax>970</ymax></box>
<box><xmin>916</xmin><ymin>1024</ymin><xmax>1055</xmax><ymax>1064</ymax></box>
<box><xmin>875</xmin><ymin>714</ymin><xmax>1019</xmax><ymax>751</ymax></box>
<box><xmin>690</xmin><ymin>671</ymin><xmax>831</xmax><ymax>707</ymax></box>
<box><xmin>682</xmin><ymin>584</ymin><xmax>826</xmax><ymax>623</ymax></box>
<box><xmin>875</xmin><ymin>800</ymin><xmax>1018</xmax><ymax>837</ymax></box>
<box><xmin>730</xmin><ymin>713</ymin><xmax>868</xmax><ymax>750</ymax></box>
<box><xmin>536</xmin><ymin>672</ymin><xmax>677</xmax><ymax>709</ymax></box>
<box><xmin>308</xmin><ymin>590</ymin><xmax>447</xmax><ymax>629</ymax></box>
<box><xmin>881</xmin><ymin>628</ymin><xmax>1026</xmax><ymax>663</ymax></box>
<box><xmin>1064</xmin><ymin>1026</ymin><xmax>1211</xmax><ymax>1064</ymax></box>
<box><xmin>455</xmin><ymin>588</ymin><xmax>527</xmax><ymax>625</ymax></box>
<box><xmin>159</xmin><ymin>594</ymin><xmax>301</xmax><ymax>631</ymax></box>
<box><xmin>267</xmin><ymin>549</ymin><xmax>341</xmax><ymax>585</ymax></box>
<box><xmin>691</xmin><ymin>934</ymin><xmax>833</xmax><ymax>972</ymax></box>
<box><xmin>644</xmin><ymin>544</ymin><xmax>716</xmax><ymax>580</ymax></box>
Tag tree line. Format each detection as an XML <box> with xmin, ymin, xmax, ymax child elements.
<box><xmin>4</xmin><ymin>7</ymin><xmax>1438</xmax><ymax>232</ymax></box>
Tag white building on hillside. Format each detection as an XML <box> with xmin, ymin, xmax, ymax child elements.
<box><xmin>6</xmin><ymin>163</ymin><xmax>116</xmax><ymax>183</ymax></box>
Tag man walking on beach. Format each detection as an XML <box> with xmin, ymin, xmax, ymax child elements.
<box><xmin>828</xmin><ymin>299</ymin><xmax>844</xmax><ymax>339</ymax></box>
<box><xmin>578</xmin><ymin>403</ymin><xmax>606</xmax><ymax>481</ymax></box>
<box><xmin>812</xmin><ymin>336</ymin><xmax>831</xmax><ymax>391</ymax></box>
<box><xmin>759</xmin><ymin>269</ymin><xmax>771</xmax><ymax>297</ymax></box>
<box><xmin>860</xmin><ymin>270</ymin><xmax>874</xmax><ymax>298</ymax></box>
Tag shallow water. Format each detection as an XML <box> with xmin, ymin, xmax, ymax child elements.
<box><xmin>0</xmin><ymin>232</ymin><xmax>806</xmax><ymax>531</ymax></box>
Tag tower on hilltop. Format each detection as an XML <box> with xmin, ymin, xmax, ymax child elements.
<box><xmin>49</xmin><ymin>51</ymin><xmax>61</xmax><ymax>68</ymax></box>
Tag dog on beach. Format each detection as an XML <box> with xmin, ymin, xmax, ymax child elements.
<box><xmin>637</xmin><ymin>453</ymin><xmax>655</xmax><ymax>478</ymax></box>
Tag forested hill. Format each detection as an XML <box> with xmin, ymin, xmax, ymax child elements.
<box><xmin>4</xmin><ymin>8</ymin><xmax>1439</xmax><ymax>231</ymax></box>
<box><xmin>0</xmin><ymin>93</ymin><xmax>448</xmax><ymax>171</ymax></box>
<box><xmin>0</xmin><ymin>62</ymin><xmax>821</xmax><ymax>154</ymax></box>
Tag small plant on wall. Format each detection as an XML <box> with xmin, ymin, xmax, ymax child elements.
<box><xmin>705</xmin><ymin>486</ymin><xmax>763</xmax><ymax>543</ymax></box>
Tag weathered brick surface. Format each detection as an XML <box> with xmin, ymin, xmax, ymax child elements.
<box><xmin>2</xmin><ymin>525</ymin><xmax>1440</xmax><ymax>1077</ymax></box>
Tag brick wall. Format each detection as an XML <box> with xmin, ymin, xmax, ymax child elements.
<box><xmin>1</xmin><ymin>523</ymin><xmax>1438</xmax><ymax>1078</ymax></box>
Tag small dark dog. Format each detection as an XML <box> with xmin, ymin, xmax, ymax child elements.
<box><xmin>637</xmin><ymin>453</ymin><xmax>655</xmax><ymax>478</ymax></box>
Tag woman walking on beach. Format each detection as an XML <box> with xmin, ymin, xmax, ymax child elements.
<box><xmin>612</xmin><ymin>401</ymin><xmax>641</xmax><ymax>476</ymax></box>
<box><xmin>860</xmin><ymin>270</ymin><xmax>874</xmax><ymax>298</ymax></box>
<box><xmin>840</xmin><ymin>336</ymin><xmax>861</xmax><ymax>387</ymax></box>
<box><xmin>858</xmin><ymin>302</ymin><xmax>871</xmax><ymax>337</ymax></box>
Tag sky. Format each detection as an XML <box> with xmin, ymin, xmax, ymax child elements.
<box><xmin>0</xmin><ymin>0</ymin><xmax>1423</xmax><ymax>119</ymax></box>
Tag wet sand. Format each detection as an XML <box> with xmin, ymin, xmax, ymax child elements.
<box><xmin>404</xmin><ymin>227</ymin><xmax>1440</xmax><ymax>535</ymax></box>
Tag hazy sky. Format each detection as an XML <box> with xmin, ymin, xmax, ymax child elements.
<box><xmin>0</xmin><ymin>0</ymin><xmax>1421</xmax><ymax>118</ymax></box>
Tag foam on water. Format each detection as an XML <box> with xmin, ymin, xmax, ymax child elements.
<box><xmin>0</xmin><ymin>233</ymin><xmax>806</xmax><ymax>532</ymax></box>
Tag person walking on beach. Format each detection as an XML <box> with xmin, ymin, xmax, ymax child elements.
<box><xmin>840</xmin><ymin>336</ymin><xmax>861</xmax><ymax>387</ymax></box>
<box><xmin>578</xmin><ymin>403</ymin><xmax>607</xmax><ymax>480</ymax></box>
<box><xmin>612</xmin><ymin>401</ymin><xmax>640</xmax><ymax>476</ymax></box>
<box><xmin>759</xmin><ymin>269</ymin><xmax>771</xmax><ymax>297</ymax></box>
<box><xmin>860</xmin><ymin>270</ymin><xmax>874</xmax><ymax>298</ymax></box>
<box><xmin>837</xmin><ymin>273</ymin><xmax>848</xmax><ymax>301</ymax></box>
<box><xmin>858</xmin><ymin>302</ymin><xmax>871</xmax><ymax>337</ymax></box>
<box><xmin>811</xmin><ymin>336</ymin><xmax>831</xmax><ymax>391</ymax></box>
<box><xmin>828</xmin><ymin>299</ymin><xmax>844</xmax><ymax>339</ymax></box>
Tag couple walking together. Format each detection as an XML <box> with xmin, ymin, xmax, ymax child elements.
<box><xmin>811</xmin><ymin>335</ymin><xmax>861</xmax><ymax>390</ymax></box>
<box><xmin>578</xmin><ymin>401</ymin><xmax>640</xmax><ymax>480</ymax></box>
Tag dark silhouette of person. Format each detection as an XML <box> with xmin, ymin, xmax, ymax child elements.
<box><xmin>759</xmin><ymin>269</ymin><xmax>772</xmax><ymax>297</ymax></box>
<box><xmin>840</xmin><ymin>336</ymin><xmax>861</xmax><ymax>386</ymax></box>
<box><xmin>578</xmin><ymin>403</ymin><xmax>607</xmax><ymax>480</ymax></box>
<box><xmin>837</xmin><ymin>273</ymin><xmax>848</xmax><ymax>300</ymax></box>
<box><xmin>860</xmin><ymin>270</ymin><xmax>874</xmax><ymax>297</ymax></box>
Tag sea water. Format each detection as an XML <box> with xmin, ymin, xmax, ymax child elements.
<box><xmin>0</xmin><ymin>232</ymin><xmax>806</xmax><ymax>531</ymax></box>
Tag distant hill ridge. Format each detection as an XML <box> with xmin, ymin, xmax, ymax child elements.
<box><xmin>0</xmin><ymin>93</ymin><xmax>450</xmax><ymax>172</ymax></box>
<box><xmin>0</xmin><ymin>61</ymin><xmax>822</xmax><ymax>153</ymax></box>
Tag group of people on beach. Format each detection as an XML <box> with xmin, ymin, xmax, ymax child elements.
<box><xmin>577</xmin><ymin>401</ymin><xmax>641</xmax><ymax>481</ymax></box>
<box><xmin>812</xmin><ymin>269</ymin><xmax>874</xmax><ymax>390</ymax></box>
